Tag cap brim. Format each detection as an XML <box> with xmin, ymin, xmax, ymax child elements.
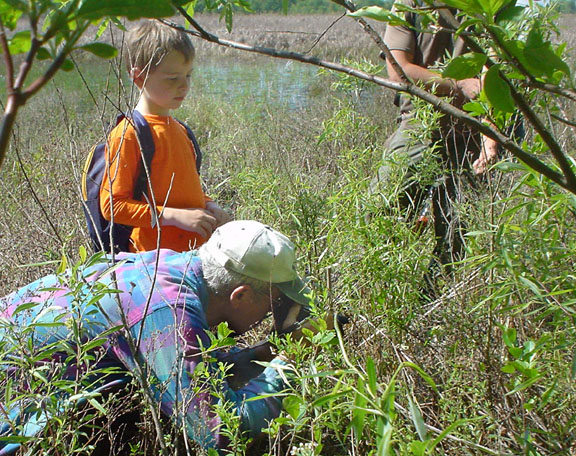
<box><xmin>276</xmin><ymin>277</ymin><xmax>312</xmax><ymax>306</ymax></box>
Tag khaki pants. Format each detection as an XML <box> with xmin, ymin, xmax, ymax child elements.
<box><xmin>371</xmin><ymin>118</ymin><xmax>482</xmax><ymax>267</ymax></box>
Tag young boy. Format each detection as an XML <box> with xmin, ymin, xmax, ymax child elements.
<box><xmin>100</xmin><ymin>20</ymin><xmax>230</xmax><ymax>252</ymax></box>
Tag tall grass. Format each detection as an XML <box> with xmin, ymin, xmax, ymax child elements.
<box><xmin>1</xmin><ymin>13</ymin><xmax>576</xmax><ymax>455</ymax></box>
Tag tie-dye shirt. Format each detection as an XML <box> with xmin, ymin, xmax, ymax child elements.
<box><xmin>0</xmin><ymin>249</ymin><xmax>287</xmax><ymax>453</ymax></box>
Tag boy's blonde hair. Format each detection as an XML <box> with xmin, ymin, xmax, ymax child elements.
<box><xmin>126</xmin><ymin>20</ymin><xmax>195</xmax><ymax>72</ymax></box>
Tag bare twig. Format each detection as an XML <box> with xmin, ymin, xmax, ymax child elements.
<box><xmin>551</xmin><ymin>113</ymin><xmax>576</xmax><ymax>128</ymax></box>
<box><xmin>304</xmin><ymin>13</ymin><xmax>346</xmax><ymax>54</ymax></box>
<box><xmin>14</xmin><ymin>143</ymin><xmax>65</xmax><ymax>245</ymax></box>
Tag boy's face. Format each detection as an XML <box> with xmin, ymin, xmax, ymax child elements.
<box><xmin>134</xmin><ymin>50</ymin><xmax>193</xmax><ymax>116</ymax></box>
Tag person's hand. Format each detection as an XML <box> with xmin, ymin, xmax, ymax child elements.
<box><xmin>454</xmin><ymin>78</ymin><xmax>481</xmax><ymax>101</ymax></box>
<box><xmin>473</xmin><ymin>136</ymin><xmax>499</xmax><ymax>175</ymax></box>
<box><xmin>271</xmin><ymin>296</ymin><xmax>311</xmax><ymax>335</ymax></box>
<box><xmin>205</xmin><ymin>201</ymin><xmax>232</xmax><ymax>227</ymax></box>
<box><xmin>161</xmin><ymin>207</ymin><xmax>217</xmax><ymax>239</ymax></box>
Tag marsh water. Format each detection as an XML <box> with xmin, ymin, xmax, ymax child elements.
<box><xmin>193</xmin><ymin>57</ymin><xmax>321</xmax><ymax>110</ymax></box>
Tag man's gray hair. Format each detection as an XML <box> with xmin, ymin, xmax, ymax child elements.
<box><xmin>198</xmin><ymin>244</ymin><xmax>272</xmax><ymax>296</ymax></box>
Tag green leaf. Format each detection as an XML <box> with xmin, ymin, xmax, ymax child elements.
<box><xmin>403</xmin><ymin>362</ymin><xmax>438</xmax><ymax>393</ymax></box>
<box><xmin>0</xmin><ymin>435</ymin><xmax>35</xmax><ymax>443</ymax></box>
<box><xmin>493</xmin><ymin>161</ymin><xmax>526</xmax><ymax>172</ymax></box>
<box><xmin>524</xmin><ymin>36</ymin><xmax>570</xmax><ymax>79</ymax></box>
<box><xmin>506</xmin><ymin>373</ymin><xmax>544</xmax><ymax>394</ymax></box>
<box><xmin>408</xmin><ymin>394</ymin><xmax>428</xmax><ymax>441</ymax></box>
<box><xmin>502</xmin><ymin>326</ymin><xmax>517</xmax><ymax>348</ymax></box>
<box><xmin>442</xmin><ymin>53</ymin><xmax>487</xmax><ymax>80</ymax></box>
<box><xmin>283</xmin><ymin>395</ymin><xmax>306</xmax><ymax>420</ymax></box>
<box><xmin>0</xmin><ymin>3</ymin><xmax>24</xmax><ymax>30</ymax></box>
<box><xmin>352</xmin><ymin>378</ymin><xmax>368</xmax><ymax>439</ymax></box>
<box><xmin>462</xmin><ymin>101</ymin><xmax>487</xmax><ymax>116</ymax></box>
<box><xmin>79</xmin><ymin>245</ymin><xmax>87</xmax><ymax>263</ymax></box>
<box><xmin>484</xmin><ymin>65</ymin><xmax>514</xmax><ymax>113</ymax></box>
<box><xmin>496</xmin><ymin>5</ymin><xmax>525</xmax><ymax>23</ymax></box>
<box><xmin>348</xmin><ymin>6</ymin><xmax>409</xmax><ymax>26</ymax></box>
<box><xmin>184</xmin><ymin>2</ymin><xmax>196</xmax><ymax>25</ymax></box>
<box><xmin>441</xmin><ymin>0</ymin><xmax>484</xmax><ymax>15</ymax></box>
<box><xmin>311</xmin><ymin>390</ymin><xmax>350</xmax><ymax>408</ymax></box>
<box><xmin>501</xmin><ymin>363</ymin><xmax>516</xmax><ymax>374</ymax></box>
<box><xmin>484</xmin><ymin>0</ymin><xmax>513</xmax><ymax>17</ymax></box>
<box><xmin>88</xmin><ymin>397</ymin><xmax>107</xmax><ymax>414</ymax></box>
<box><xmin>82</xmin><ymin>337</ymin><xmax>108</xmax><ymax>352</ymax></box>
<box><xmin>13</xmin><ymin>301</ymin><xmax>41</xmax><ymax>315</ymax></box>
<box><xmin>56</xmin><ymin>253</ymin><xmax>68</xmax><ymax>274</ymax></box>
<box><xmin>518</xmin><ymin>275</ymin><xmax>542</xmax><ymax>297</ymax></box>
<box><xmin>1</xmin><ymin>0</ymin><xmax>28</xmax><ymax>15</ymax></box>
<box><xmin>79</xmin><ymin>42</ymin><xmax>118</xmax><ymax>59</ymax></box>
<box><xmin>538</xmin><ymin>382</ymin><xmax>556</xmax><ymax>410</ymax></box>
<box><xmin>429</xmin><ymin>418</ymin><xmax>471</xmax><ymax>450</ymax></box>
<box><xmin>61</xmin><ymin>58</ymin><xmax>75</xmax><ymax>72</ymax></box>
<box><xmin>518</xmin><ymin>23</ymin><xmax>570</xmax><ymax>80</ymax></box>
<box><xmin>410</xmin><ymin>440</ymin><xmax>428</xmax><ymax>456</ymax></box>
<box><xmin>509</xmin><ymin>347</ymin><xmax>523</xmax><ymax>358</ymax></box>
<box><xmin>8</xmin><ymin>30</ymin><xmax>31</xmax><ymax>54</ymax></box>
<box><xmin>366</xmin><ymin>356</ymin><xmax>377</xmax><ymax>395</ymax></box>
<box><xmin>76</xmin><ymin>0</ymin><xmax>177</xmax><ymax>20</ymax></box>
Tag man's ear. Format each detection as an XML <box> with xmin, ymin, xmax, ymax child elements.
<box><xmin>229</xmin><ymin>284</ymin><xmax>254</xmax><ymax>309</ymax></box>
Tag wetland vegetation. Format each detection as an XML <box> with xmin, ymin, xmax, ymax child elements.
<box><xmin>1</xmin><ymin>10</ymin><xmax>576</xmax><ymax>456</ymax></box>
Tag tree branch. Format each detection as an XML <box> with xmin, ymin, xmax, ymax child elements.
<box><xmin>340</xmin><ymin>0</ymin><xmax>410</xmax><ymax>84</ymax></box>
<box><xmin>0</xmin><ymin>20</ymin><xmax>14</xmax><ymax>92</ymax></box>
<box><xmin>438</xmin><ymin>8</ymin><xmax>576</xmax><ymax>191</ymax></box>
<box><xmin>165</xmin><ymin>18</ymin><xmax>572</xmax><ymax>193</ymax></box>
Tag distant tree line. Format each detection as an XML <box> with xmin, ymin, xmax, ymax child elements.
<box><xmin>193</xmin><ymin>0</ymin><xmax>575</xmax><ymax>15</ymax></box>
<box><xmin>557</xmin><ymin>0</ymin><xmax>576</xmax><ymax>13</ymax></box>
<box><xmin>196</xmin><ymin>0</ymin><xmax>394</xmax><ymax>14</ymax></box>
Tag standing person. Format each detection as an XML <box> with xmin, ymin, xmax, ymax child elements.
<box><xmin>0</xmin><ymin>220</ymin><xmax>324</xmax><ymax>453</ymax></box>
<box><xmin>100</xmin><ymin>20</ymin><xmax>230</xmax><ymax>253</ymax></box>
<box><xmin>372</xmin><ymin>0</ymin><xmax>498</xmax><ymax>285</ymax></box>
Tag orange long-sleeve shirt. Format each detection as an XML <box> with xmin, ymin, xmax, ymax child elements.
<box><xmin>100</xmin><ymin>114</ymin><xmax>211</xmax><ymax>252</ymax></box>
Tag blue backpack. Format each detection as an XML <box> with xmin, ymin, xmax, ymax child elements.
<box><xmin>81</xmin><ymin>110</ymin><xmax>202</xmax><ymax>253</ymax></box>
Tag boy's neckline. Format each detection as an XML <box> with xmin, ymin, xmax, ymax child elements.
<box><xmin>140</xmin><ymin>113</ymin><xmax>174</xmax><ymax>122</ymax></box>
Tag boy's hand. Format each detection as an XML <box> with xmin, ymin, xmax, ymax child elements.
<box><xmin>205</xmin><ymin>201</ymin><xmax>232</xmax><ymax>227</ymax></box>
<box><xmin>161</xmin><ymin>207</ymin><xmax>217</xmax><ymax>239</ymax></box>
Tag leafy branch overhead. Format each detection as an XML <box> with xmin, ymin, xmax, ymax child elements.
<box><xmin>0</xmin><ymin>0</ymin><xmax>243</xmax><ymax>170</ymax></box>
<box><xmin>347</xmin><ymin>0</ymin><xmax>576</xmax><ymax>194</ymax></box>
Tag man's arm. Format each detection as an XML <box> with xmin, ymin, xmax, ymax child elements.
<box><xmin>387</xmin><ymin>48</ymin><xmax>498</xmax><ymax>173</ymax></box>
<box><xmin>387</xmin><ymin>49</ymin><xmax>481</xmax><ymax>101</ymax></box>
<box><xmin>124</xmin><ymin>304</ymin><xmax>287</xmax><ymax>450</ymax></box>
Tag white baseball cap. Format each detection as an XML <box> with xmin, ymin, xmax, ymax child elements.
<box><xmin>203</xmin><ymin>220</ymin><xmax>311</xmax><ymax>305</ymax></box>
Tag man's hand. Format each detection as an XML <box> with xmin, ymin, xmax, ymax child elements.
<box><xmin>473</xmin><ymin>136</ymin><xmax>499</xmax><ymax>175</ymax></box>
<box><xmin>271</xmin><ymin>295</ymin><xmax>311</xmax><ymax>335</ymax></box>
<box><xmin>205</xmin><ymin>201</ymin><xmax>232</xmax><ymax>227</ymax></box>
<box><xmin>161</xmin><ymin>207</ymin><xmax>217</xmax><ymax>239</ymax></box>
<box><xmin>272</xmin><ymin>296</ymin><xmax>349</xmax><ymax>345</ymax></box>
<box><xmin>454</xmin><ymin>78</ymin><xmax>481</xmax><ymax>101</ymax></box>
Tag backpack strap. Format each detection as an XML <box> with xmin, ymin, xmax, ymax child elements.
<box><xmin>177</xmin><ymin>120</ymin><xmax>202</xmax><ymax>173</ymax></box>
<box><xmin>129</xmin><ymin>110</ymin><xmax>155</xmax><ymax>200</ymax></box>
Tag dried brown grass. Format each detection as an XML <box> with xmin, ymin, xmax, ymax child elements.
<box><xmin>189</xmin><ymin>13</ymin><xmax>386</xmax><ymax>61</ymax></box>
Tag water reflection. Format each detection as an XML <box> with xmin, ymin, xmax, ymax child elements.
<box><xmin>192</xmin><ymin>57</ymin><xmax>319</xmax><ymax>110</ymax></box>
